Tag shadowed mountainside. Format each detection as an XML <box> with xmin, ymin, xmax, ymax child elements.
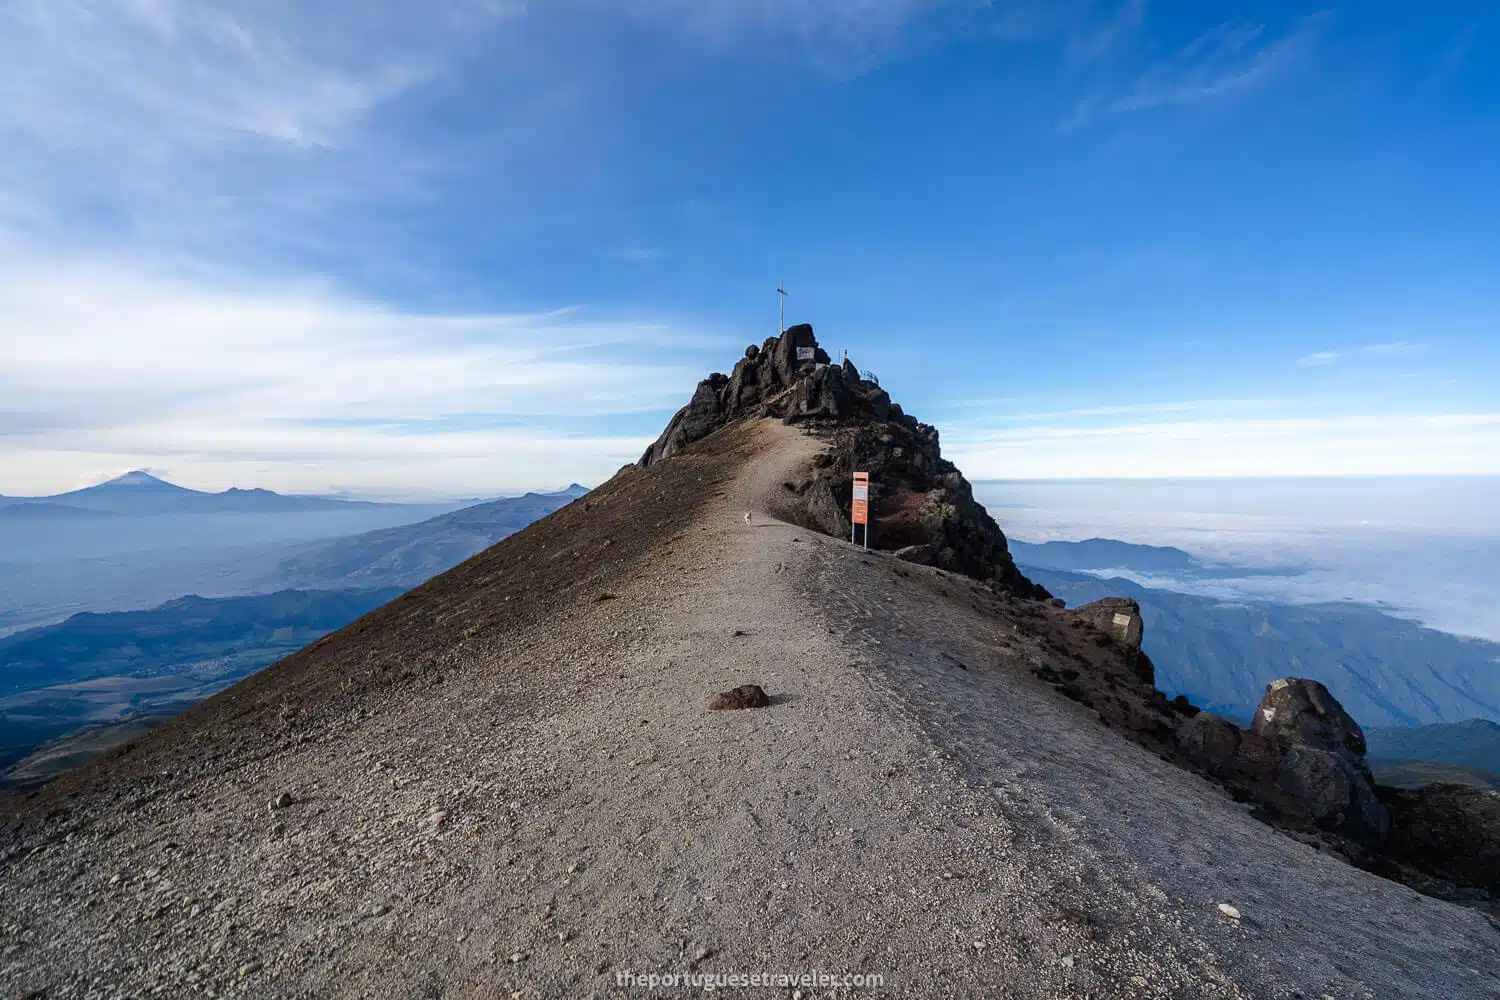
<box><xmin>0</xmin><ymin>589</ymin><xmax>406</xmax><ymax>774</ymax></box>
<box><xmin>1369</xmin><ymin>719</ymin><xmax>1500</xmax><ymax>775</ymax></box>
<box><xmin>269</xmin><ymin>486</ymin><xmax>588</xmax><ymax>591</ymax></box>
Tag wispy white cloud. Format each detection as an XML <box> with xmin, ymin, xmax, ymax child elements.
<box><xmin>948</xmin><ymin>412</ymin><xmax>1500</xmax><ymax>479</ymax></box>
<box><xmin>1295</xmin><ymin>342</ymin><xmax>1429</xmax><ymax>367</ymax></box>
<box><xmin>979</xmin><ymin>399</ymin><xmax>1266</xmax><ymax>424</ymax></box>
<box><xmin>1064</xmin><ymin>10</ymin><xmax>1331</xmax><ymax>128</ymax></box>
<box><xmin>1</xmin><ymin>1</ymin><xmax>426</xmax><ymax>152</ymax></box>
<box><xmin>0</xmin><ymin>0</ymin><xmax>525</xmax><ymax>272</ymax></box>
<box><xmin>1296</xmin><ymin>350</ymin><xmax>1342</xmax><ymax>368</ymax></box>
<box><xmin>0</xmin><ymin>252</ymin><xmax>731</xmax><ymax>496</ymax></box>
<box><xmin>1068</xmin><ymin>0</ymin><xmax>1145</xmax><ymax>63</ymax></box>
<box><xmin>0</xmin><ymin>0</ymin><xmax>1052</xmax><ymax>261</ymax></box>
<box><xmin>613</xmin><ymin>0</ymin><xmax>1066</xmax><ymax>77</ymax></box>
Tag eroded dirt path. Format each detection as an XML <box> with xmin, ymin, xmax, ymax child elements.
<box><xmin>3</xmin><ymin>421</ymin><xmax>1497</xmax><ymax>999</ymax></box>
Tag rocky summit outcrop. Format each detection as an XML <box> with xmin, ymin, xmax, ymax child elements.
<box><xmin>638</xmin><ymin>324</ymin><xmax>834</xmax><ymax>466</ymax></box>
<box><xmin>641</xmin><ymin>323</ymin><xmax>1045</xmax><ymax>597</ymax></box>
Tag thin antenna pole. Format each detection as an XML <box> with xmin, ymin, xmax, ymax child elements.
<box><xmin>777</xmin><ymin>281</ymin><xmax>786</xmax><ymax>335</ymax></box>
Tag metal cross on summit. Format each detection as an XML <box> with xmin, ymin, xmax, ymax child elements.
<box><xmin>777</xmin><ymin>281</ymin><xmax>787</xmax><ymax>335</ymax></box>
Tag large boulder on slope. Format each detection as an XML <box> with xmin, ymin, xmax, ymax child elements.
<box><xmin>1071</xmin><ymin>598</ymin><xmax>1144</xmax><ymax>653</ymax></box>
<box><xmin>1250</xmin><ymin>678</ymin><xmax>1389</xmax><ymax>848</ymax></box>
<box><xmin>1278</xmin><ymin>744</ymin><xmax>1390</xmax><ymax>847</ymax></box>
<box><xmin>1072</xmin><ymin>598</ymin><xmax>1153</xmax><ymax>684</ymax></box>
<box><xmin>1251</xmin><ymin>678</ymin><xmax>1368</xmax><ymax>758</ymax></box>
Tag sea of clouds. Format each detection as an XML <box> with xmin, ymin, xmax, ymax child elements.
<box><xmin>973</xmin><ymin>477</ymin><xmax>1500</xmax><ymax>643</ymax></box>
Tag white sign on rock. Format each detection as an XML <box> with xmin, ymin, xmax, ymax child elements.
<box><xmin>796</xmin><ymin>346</ymin><xmax>816</xmax><ymax>361</ymax></box>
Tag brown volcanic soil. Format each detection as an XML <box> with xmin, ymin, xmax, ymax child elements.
<box><xmin>3</xmin><ymin>420</ymin><xmax>1498</xmax><ymax>999</ymax></box>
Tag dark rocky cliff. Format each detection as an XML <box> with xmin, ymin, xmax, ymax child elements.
<box><xmin>640</xmin><ymin>323</ymin><xmax>1046</xmax><ymax>598</ymax></box>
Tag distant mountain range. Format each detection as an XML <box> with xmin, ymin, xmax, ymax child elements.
<box><xmin>1367</xmin><ymin>719</ymin><xmax>1500</xmax><ymax>775</ymax></box>
<box><xmin>270</xmin><ymin>485</ymin><xmax>589</xmax><ymax>590</ymax></box>
<box><xmin>0</xmin><ymin>471</ymin><xmax>391</xmax><ymax>516</ymax></box>
<box><xmin>0</xmin><ymin>587</ymin><xmax>404</xmax><ymax>774</ymax></box>
<box><xmin>1020</xmin><ymin>563</ymin><xmax>1500</xmax><ymax>729</ymax></box>
<box><xmin>0</xmin><ymin>502</ymin><xmax>120</xmax><ymax>520</ymax></box>
<box><xmin>1010</xmin><ymin>537</ymin><xmax>1294</xmax><ymax>580</ymax></box>
<box><xmin>0</xmin><ymin>588</ymin><xmax>406</xmax><ymax>697</ymax></box>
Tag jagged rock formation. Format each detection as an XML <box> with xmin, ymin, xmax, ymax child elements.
<box><xmin>638</xmin><ymin>324</ymin><xmax>833</xmax><ymax>466</ymax></box>
<box><xmin>1030</xmin><ymin>597</ymin><xmax>1185</xmax><ymax>745</ymax></box>
<box><xmin>642</xmin><ymin>323</ymin><xmax>1045</xmax><ymax>597</ymax></box>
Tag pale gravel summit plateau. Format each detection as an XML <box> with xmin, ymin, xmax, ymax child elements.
<box><xmin>2</xmin><ymin>325</ymin><xmax>1499</xmax><ymax>998</ymax></box>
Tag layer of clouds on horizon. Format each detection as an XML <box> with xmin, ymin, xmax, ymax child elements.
<box><xmin>974</xmin><ymin>478</ymin><xmax>1500</xmax><ymax>642</ymax></box>
<box><xmin>1</xmin><ymin>1</ymin><xmax>1496</xmax><ymax>496</ymax></box>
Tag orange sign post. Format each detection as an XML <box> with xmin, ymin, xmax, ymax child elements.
<box><xmin>851</xmin><ymin>471</ymin><xmax>870</xmax><ymax>548</ymax></box>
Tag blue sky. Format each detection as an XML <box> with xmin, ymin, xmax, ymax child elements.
<box><xmin>1</xmin><ymin>1</ymin><xmax>1496</xmax><ymax>495</ymax></box>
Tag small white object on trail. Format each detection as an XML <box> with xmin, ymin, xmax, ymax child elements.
<box><xmin>1217</xmin><ymin>903</ymin><xmax>1242</xmax><ymax>920</ymax></box>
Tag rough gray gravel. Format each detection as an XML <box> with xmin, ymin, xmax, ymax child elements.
<box><xmin>2</xmin><ymin>421</ymin><xmax>1497</xmax><ymax>999</ymax></box>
